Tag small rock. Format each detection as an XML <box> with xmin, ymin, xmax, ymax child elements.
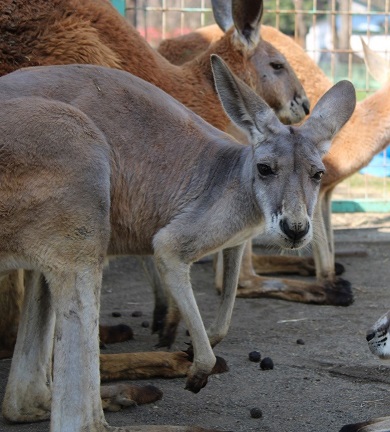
<box><xmin>260</xmin><ymin>357</ymin><xmax>274</xmax><ymax>370</ymax></box>
<box><xmin>111</xmin><ymin>311</ymin><xmax>121</xmax><ymax>318</ymax></box>
<box><xmin>141</xmin><ymin>321</ymin><xmax>150</xmax><ymax>328</ymax></box>
<box><xmin>250</xmin><ymin>407</ymin><xmax>263</xmax><ymax>419</ymax></box>
<box><xmin>248</xmin><ymin>350</ymin><xmax>261</xmax><ymax>362</ymax></box>
<box><xmin>132</xmin><ymin>311</ymin><xmax>143</xmax><ymax>317</ymax></box>
<box><xmin>296</xmin><ymin>338</ymin><xmax>305</xmax><ymax>345</ymax></box>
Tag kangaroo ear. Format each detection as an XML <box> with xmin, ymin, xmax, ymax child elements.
<box><xmin>211</xmin><ymin>0</ymin><xmax>263</xmax><ymax>48</ymax></box>
<box><xmin>211</xmin><ymin>0</ymin><xmax>233</xmax><ymax>32</ymax></box>
<box><xmin>210</xmin><ymin>54</ymin><xmax>279</xmax><ymax>145</ymax></box>
<box><xmin>232</xmin><ymin>0</ymin><xmax>263</xmax><ymax>50</ymax></box>
<box><xmin>361</xmin><ymin>37</ymin><xmax>390</xmax><ymax>85</ymax></box>
<box><xmin>300</xmin><ymin>80</ymin><xmax>356</xmax><ymax>156</ymax></box>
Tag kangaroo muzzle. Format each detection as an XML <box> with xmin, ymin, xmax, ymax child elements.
<box><xmin>279</xmin><ymin>219</ymin><xmax>310</xmax><ymax>242</ymax></box>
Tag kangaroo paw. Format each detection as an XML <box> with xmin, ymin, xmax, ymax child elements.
<box><xmin>322</xmin><ymin>278</ymin><xmax>353</xmax><ymax>306</ymax></box>
<box><xmin>184</xmin><ymin>345</ymin><xmax>228</xmax><ymax>374</ymax></box>
<box><xmin>100</xmin><ymin>351</ymin><xmax>192</xmax><ymax>381</ymax></box>
<box><xmin>101</xmin><ymin>383</ymin><xmax>163</xmax><ymax>412</ymax></box>
<box><xmin>334</xmin><ymin>262</ymin><xmax>345</xmax><ymax>275</ymax></box>
<box><xmin>185</xmin><ymin>372</ymin><xmax>209</xmax><ymax>394</ymax></box>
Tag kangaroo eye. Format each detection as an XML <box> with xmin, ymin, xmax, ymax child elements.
<box><xmin>312</xmin><ymin>171</ymin><xmax>324</xmax><ymax>181</ymax></box>
<box><xmin>257</xmin><ymin>164</ymin><xmax>274</xmax><ymax>177</ymax></box>
<box><xmin>270</xmin><ymin>62</ymin><xmax>284</xmax><ymax>70</ymax></box>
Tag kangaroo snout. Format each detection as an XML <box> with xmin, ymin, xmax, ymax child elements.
<box><xmin>278</xmin><ymin>94</ymin><xmax>311</xmax><ymax>125</ymax></box>
<box><xmin>279</xmin><ymin>219</ymin><xmax>310</xmax><ymax>243</ymax></box>
<box><xmin>302</xmin><ymin>99</ymin><xmax>310</xmax><ymax>115</ymax></box>
<box><xmin>294</xmin><ymin>94</ymin><xmax>310</xmax><ymax>116</ymax></box>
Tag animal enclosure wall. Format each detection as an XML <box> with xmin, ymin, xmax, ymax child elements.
<box><xmin>115</xmin><ymin>0</ymin><xmax>390</xmax><ymax>214</ymax></box>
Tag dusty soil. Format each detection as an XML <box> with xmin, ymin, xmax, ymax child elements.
<box><xmin>1</xmin><ymin>213</ymin><xmax>390</xmax><ymax>432</ymax></box>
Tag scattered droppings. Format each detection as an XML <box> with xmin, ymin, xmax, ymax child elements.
<box><xmin>112</xmin><ymin>311</ymin><xmax>121</xmax><ymax>318</ymax></box>
<box><xmin>260</xmin><ymin>357</ymin><xmax>274</xmax><ymax>370</ymax></box>
<box><xmin>248</xmin><ymin>350</ymin><xmax>261</xmax><ymax>362</ymax></box>
<box><xmin>141</xmin><ymin>321</ymin><xmax>150</xmax><ymax>328</ymax></box>
<box><xmin>250</xmin><ymin>407</ymin><xmax>263</xmax><ymax>419</ymax></box>
<box><xmin>296</xmin><ymin>338</ymin><xmax>305</xmax><ymax>345</ymax></box>
<box><xmin>132</xmin><ymin>311</ymin><xmax>143</xmax><ymax>317</ymax></box>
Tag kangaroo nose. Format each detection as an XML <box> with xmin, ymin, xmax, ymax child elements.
<box><xmin>366</xmin><ymin>331</ymin><xmax>376</xmax><ymax>342</ymax></box>
<box><xmin>302</xmin><ymin>100</ymin><xmax>310</xmax><ymax>115</ymax></box>
<box><xmin>280</xmin><ymin>219</ymin><xmax>310</xmax><ymax>242</ymax></box>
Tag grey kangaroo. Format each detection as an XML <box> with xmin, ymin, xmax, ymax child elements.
<box><xmin>0</xmin><ymin>55</ymin><xmax>355</xmax><ymax>432</ymax></box>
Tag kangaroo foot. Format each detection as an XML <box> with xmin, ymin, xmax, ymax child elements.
<box><xmin>184</xmin><ymin>345</ymin><xmax>228</xmax><ymax>375</ymax></box>
<box><xmin>101</xmin><ymin>383</ymin><xmax>162</xmax><ymax>412</ymax></box>
<box><xmin>183</xmin><ymin>344</ymin><xmax>228</xmax><ymax>393</ymax></box>
<box><xmin>226</xmin><ymin>274</ymin><xmax>354</xmax><ymax>306</ymax></box>
<box><xmin>2</xmin><ymin>383</ymin><xmax>51</xmax><ymax>423</ymax></box>
<box><xmin>100</xmin><ymin>351</ymin><xmax>192</xmax><ymax>381</ymax></box>
<box><xmin>321</xmin><ymin>278</ymin><xmax>353</xmax><ymax>306</ymax></box>
<box><xmin>334</xmin><ymin>262</ymin><xmax>345</xmax><ymax>275</ymax></box>
<box><xmin>251</xmin><ymin>253</ymin><xmax>345</xmax><ymax>276</ymax></box>
<box><xmin>3</xmin><ymin>382</ymin><xmax>163</xmax><ymax>421</ymax></box>
<box><xmin>185</xmin><ymin>371</ymin><xmax>210</xmax><ymax>394</ymax></box>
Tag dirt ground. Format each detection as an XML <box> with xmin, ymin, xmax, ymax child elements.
<box><xmin>1</xmin><ymin>213</ymin><xmax>390</xmax><ymax>432</ymax></box>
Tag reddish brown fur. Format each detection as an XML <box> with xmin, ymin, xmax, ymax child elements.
<box><xmin>158</xmin><ymin>25</ymin><xmax>228</xmax><ymax>66</ymax></box>
<box><xmin>0</xmin><ymin>0</ymin><xmax>299</xmax><ymax>131</ymax></box>
<box><xmin>101</xmin><ymin>383</ymin><xmax>163</xmax><ymax>412</ymax></box>
<box><xmin>0</xmin><ymin>0</ymin><xmax>250</xmax><ymax>129</ymax></box>
<box><xmin>159</xmin><ymin>23</ymin><xmax>390</xmax><ymax>190</ymax></box>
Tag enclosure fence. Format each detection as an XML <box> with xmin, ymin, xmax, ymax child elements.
<box><xmin>112</xmin><ymin>0</ymin><xmax>390</xmax><ymax>213</ymax></box>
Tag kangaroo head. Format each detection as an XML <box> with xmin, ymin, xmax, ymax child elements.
<box><xmin>366</xmin><ymin>310</ymin><xmax>390</xmax><ymax>359</ymax></box>
<box><xmin>211</xmin><ymin>54</ymin><xmax>356</xmax><ymax>249</ymax></box>
<box><xmin>211</xmin><ymin>0</ymin><xmax>310</xmax><ymax>125</ymax></box>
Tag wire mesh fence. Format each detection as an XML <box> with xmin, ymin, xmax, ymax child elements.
<box><xmin>116</xmin><ymin>0</ymin><xmax>390</xmax><ymax>212</ymax></box>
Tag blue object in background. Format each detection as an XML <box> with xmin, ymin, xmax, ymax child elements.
<box><xmin>111</xmin><ymin>0</ymin><xmax>126</xmax><ymax>16</ymax></box>
<box><xmin>360</xmin><ymin>146</ymin><xmax>390</xmax><ymax>177</ymax></box>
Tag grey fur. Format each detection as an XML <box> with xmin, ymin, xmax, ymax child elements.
<box><xmin>0</xmin><ymin>58</ymin><xmax>355</xmax><ymax>431</ymax></box>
